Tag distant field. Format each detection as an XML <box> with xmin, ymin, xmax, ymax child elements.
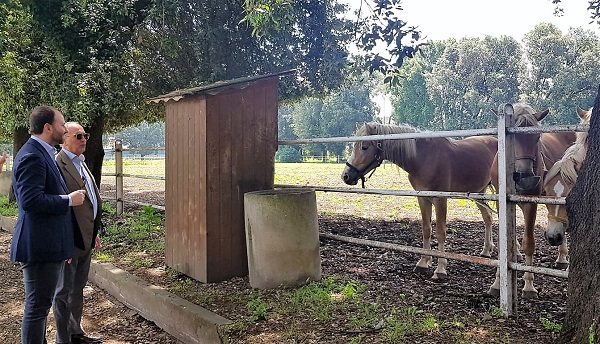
<box><xmin>101</xmin><ymin>160</ymin><xmax>515</xmax><ymax>224</ymax></box>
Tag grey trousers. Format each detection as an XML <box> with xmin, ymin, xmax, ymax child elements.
<box><xmin>52</xmin><ymin>249</ymin><xmax>92</xmax><ymax>344</ymax></box>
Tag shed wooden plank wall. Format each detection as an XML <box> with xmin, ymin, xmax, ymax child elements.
<box><xmin>165</xmin><ymin>97</ymin><xmax>207</xmax><ymax>279</ymax></box>
<box><xmin>165</xmin><ymin>77</ymin><xmax>278</xmax><ymax>283</ymax></box>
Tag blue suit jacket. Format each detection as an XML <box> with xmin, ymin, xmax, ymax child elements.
<box><xmin>10</xmin><ymin>138</ymin><xmax>74</xmax><ymax>262</ymax></box>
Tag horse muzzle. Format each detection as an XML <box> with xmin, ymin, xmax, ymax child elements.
<box><xmin>544</xmin><ymin>226</ymin><xmax>566</xmax><ymax>246</ymax></box>
<box><xmin>341</xmin><ymin>169</ymin><xmax>359</xmax><ymax>185</ymax></box>
<box><xmin>513</xmin><ymin>172</ymin><xmax>540</xmax><ymax>192</ymax></box>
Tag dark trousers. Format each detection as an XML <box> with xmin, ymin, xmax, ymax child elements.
<box><xmin>20</xmin><ymin>261</ymin><xmax>63</xmax><ymax>344</ymax></box>
<box><xmin>53</xmin><ymin>249</ymin><xmax>93</xmax><ymax>343</ymax></box>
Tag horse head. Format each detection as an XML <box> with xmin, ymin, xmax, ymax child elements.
<box><xmin>542</xmin><ymin>105</ymin><xmax>592</xmax><ymax>246</ymax></box>
<box><xmin>341</xmin><ymin>122</ymin><xmax>384</xmax><ymax>187</ymax></box>
<box><xmin>494</xmin><ymin>104</ymin><xmax>549</xmax><ymax>192</ymax></box>
<box><xmin>543</xmin><ymin>161</ymin><xmax>575</xmax><ymax>246</ymax></box>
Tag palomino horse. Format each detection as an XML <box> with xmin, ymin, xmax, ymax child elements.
<box><xmin>489</xmin><ymin>103</ymin><xmax>585</xmax><ymax>299</ymax></box>
<box><xmin>341</xmin><ymin>122</ymin><xmax>498</xmax><ymax>280</ymax></box>
<box><xmin>543</xmin><ymin>106</ymin><xmax>592</xmax><ymax>249</ymax></box>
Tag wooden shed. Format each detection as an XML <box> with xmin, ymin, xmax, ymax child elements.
<box><xmin>148</xmin><ymin>70</ymin><xmax>293</xmax><ymax>283</ymax></box>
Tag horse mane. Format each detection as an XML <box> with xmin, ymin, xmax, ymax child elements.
<box><xmin>543</xmin><ymin>107</ymin><xmax>592</xmax><ymax>186</ymax></box>
<box><xmin>512</xmin><ymin>103</ymin><xmax>540</xmax><ymax>126</ymax></box>
<box><xmin>357</xmin><ymin>122</ymin><xmax>421</xmax><ymax>167</ymax></box>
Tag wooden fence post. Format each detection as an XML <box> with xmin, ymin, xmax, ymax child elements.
<box><xmin>115</xmin><ymin>140</ymin><xmax>124</xmax><ymax>216</ymax></box>
<box><xmin>497</xmin><ymin>104</ymin><xmax>518</xmax><ymax>315</ymax></box>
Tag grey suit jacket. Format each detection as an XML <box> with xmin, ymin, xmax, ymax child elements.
<box><xmin>56</xmin><ymin>150</ymin><xmax>102</xmax><ymax>256</ymax></box>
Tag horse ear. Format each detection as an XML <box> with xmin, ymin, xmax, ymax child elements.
<box><xmin>534</xmin><ymin>109</ymin><xmax>549</xmax><ymax>122</ymax></box>
<box><xmin>576</xmin><ymin>105</ymin><xmax>587</xmax><ymax>120</ymax></box>
<box><xmin>365</xmin><ymin>122</ymin><xmax>376</xmax><ymax>134</ymax></box>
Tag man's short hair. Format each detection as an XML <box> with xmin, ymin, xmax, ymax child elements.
<box><xmin>30</xmin><ymin>106</ymin><xmax>59</xmax><ymax>135</ymax></box>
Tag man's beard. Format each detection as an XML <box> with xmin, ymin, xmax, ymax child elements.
<box><xmin>52</xmin><ymin>131</ymin><xmax>64</xmax><ymax>145</ymax></box>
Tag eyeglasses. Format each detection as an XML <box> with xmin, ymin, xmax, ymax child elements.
<box><xmin>70</xmin><ymin>133</ymin><xmax>90</xmax><ymax>140</ymax></box>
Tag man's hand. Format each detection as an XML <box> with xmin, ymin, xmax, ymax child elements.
<box><xmin>68</xmin><ymin>189</ymin><xmax>87</xmax><ymax>206</ymax></box>
<box><xmin>94</xmin><ymin>236</ymin><xmax>101</xmax><ymax>250</ymax></box>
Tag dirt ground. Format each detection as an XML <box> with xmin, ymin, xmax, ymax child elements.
<box><xmin>0</xmin><ymin>177</ymin><xmax>569</xmax><ymax>343</ymax></box>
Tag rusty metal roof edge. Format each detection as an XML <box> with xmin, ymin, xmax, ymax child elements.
<box><xmin>147</xmin><ymin>69</ymin><xmax>296</xmax><ymax>104</ymax></box>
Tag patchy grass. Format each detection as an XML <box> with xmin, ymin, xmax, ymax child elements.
<box><xmin>95</xmin><ymin>161</ymin><xmax>562</xmax><ymax>343</ymax></box>
<box><xmin>0</xmin><ymin>195</ymin><xmax>17</xmax><ymax>217</ymax></box>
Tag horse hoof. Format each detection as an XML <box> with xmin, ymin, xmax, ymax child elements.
<box><xmin>432</xmin><ymin>272</ymin><xmax>447</xmax><ymax>281</ymax></box>
<box><xmin>413</xmin><ymin>266</ymin><xmax>430</xmax><ymax>276</ymax></box>
<box><xmin>522</xmin><ymin>290</ymin><xmax>539</xmax><ymax>299</ymax></box>
<box><xmin>487</xmin><ymin>287</ymin><xmax>500</xmax><ymax>297</ymax></box>
<box><xmin>480</xmin><ymin>252</ymin><xmax>492</xmax><ymax>258</ymax></box>
<box><xmin>555</xmin><ymin>262</ymin><xmax>569</xmax><ymax>270</ymax></box>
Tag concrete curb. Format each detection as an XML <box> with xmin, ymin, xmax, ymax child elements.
<box><xmin>0</xmin><ymin>215</ymin><xmax>232</xmax><ymax>344</ymax></box>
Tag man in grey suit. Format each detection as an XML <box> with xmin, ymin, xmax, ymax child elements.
<box><xmin>11</xmin><ymin>106</ymin><xmax>86</xmax><ymax>344</ymax></box>
<box><xmin>54</xmin><ymin>122</ymin><xmax>102</xmax><ymax>344</ymax></box>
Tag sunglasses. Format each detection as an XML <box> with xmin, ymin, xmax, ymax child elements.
<box><xmin>71</xmin><ymin>133</ymin><xmax>90</xmax><ymax>140</ymax></box>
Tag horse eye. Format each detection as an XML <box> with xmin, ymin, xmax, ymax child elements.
<box><xmin>361</xmin><ymin>144</ymin><xmax>369</xmax><ymax>151</ymax></box>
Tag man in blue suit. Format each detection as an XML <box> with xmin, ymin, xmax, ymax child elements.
<box><xmin>10</xmin><ymin>106</ymin><xmax>86</xmax><ymax>344</ymax></box>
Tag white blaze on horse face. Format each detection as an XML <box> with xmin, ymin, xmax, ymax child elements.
<box><xmin>553</xmin><ymin>180</ymin><xmax>565</xmax><ymax>200</ymax></box>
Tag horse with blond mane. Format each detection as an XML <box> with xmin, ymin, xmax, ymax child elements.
<box><xmin>543</xmin><ymin>106</ymin><xmax>592</xmax><ymax>250</ymax></box>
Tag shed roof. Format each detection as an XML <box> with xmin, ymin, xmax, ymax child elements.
<box><xmin>147</xmin><ymin>69</ymin><xmax>296</xmax><ymax>104</ymax></box>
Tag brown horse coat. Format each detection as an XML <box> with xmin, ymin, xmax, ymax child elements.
<box><xmin>342</xmin><ymin>122</ymin><xmax>498</xmax><ymax>280</ymax></box>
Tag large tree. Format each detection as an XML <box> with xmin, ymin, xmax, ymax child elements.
<box><xmin>0</xmin><ymin>0</ymin><xmax>356</xmax><ymax>184</ymax></box>
<box><xmin>522</xmin><ymin>23</ymin><xmax>600</xmax><ymax>123</ymax></box>
<box><xmin>0</xmin><ymin>0</ymin><xmax>155</xmax><ymax>184</ymax></box>
<box><xmin>561</xmin><ymin>84</ymin><xmax>600</xmax><ymax>343</ymax></box>
<box><xmin>424</xmin><ymin>36</ymin><xmax>523</xmax><ymax>130</ymax></box>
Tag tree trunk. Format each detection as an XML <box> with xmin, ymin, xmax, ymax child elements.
<box><xmin>83</xmin><ymin>116</ymin><xmax>106</xmax><ymax>187</ymax></box>
<box><xmin>559</xmin><ymin>85</ymin><xmax>600</xmax><ymax>343</ymax></box>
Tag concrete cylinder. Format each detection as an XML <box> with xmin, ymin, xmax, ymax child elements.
<box><xmin>244</xmin><ymin>188</ymin><xmax>321</xmax><ymax>289</ymax></box>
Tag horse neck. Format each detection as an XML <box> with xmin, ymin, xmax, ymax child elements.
<box><xmin>381</xmin><ymin>137</ymin><xmax>437</xmax><ymax>174</ymax></box>
<box><xmin>539</xmin><ymin>132</ymin><xmax>576</xmax><ymax>172</ymax></box>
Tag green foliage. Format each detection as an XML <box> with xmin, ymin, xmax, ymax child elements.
<box><xmin>242</xmin><ymin>0</ymin><xmax>425</xmax><ymax>78</ymax></box>
<box><xmin>522</xmin><ymin>23</ymin><xmax>600</xmax><ymax>124</ymax></box>
<box><xmin>0</xmin><ymin>194</ymin><xmax>17</xmax><ymax>217</ymax></box>
<box><xmin>275</xmin><ymin>146</ymin><xmax>302</xmax><ymax>163</ymax></box>
<box><xmin>282</xmin><ymin>74</ymin><xmax>379</xmax><ymax>156</ymax></box>
<box><xmin>540</xmin><ymin>316</ymin><xmax>563</xmax><ymax>333</ymax></box>
<box><xmin>489</xmin><ymin>305</ymin><xmax>508</xmax><ymax>318</ymax></box>
<box><xmin>246</xmin><ymin>297</ymin><xmax>269</xmax><ymax>322</ymax></box>
<box><xmin>102</xmin><ymin>202</ymin><xmax>116</xmax><ymax>216</ymax></box>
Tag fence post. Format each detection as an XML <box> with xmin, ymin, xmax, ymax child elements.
<box><xmin>496</xmin><ymin>104</ymin><xmax>518</xmax><ymax>315</ymax></box>
<box><xmin>115</xmin><ymin>140</ymin><xmax>124</xmax><ymax>216</ymax></box>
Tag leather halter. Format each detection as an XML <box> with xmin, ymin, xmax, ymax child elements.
<box><xmin>512</xmin><ymin>154</ymin><xmax>542</xmax><ymax>189</ymax></box>
<box><xmin>345</xmin><ymin>142</ymin><xmax>384</xmax><ymax>188</ymax></box>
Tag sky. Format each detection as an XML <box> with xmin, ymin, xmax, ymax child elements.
<box><xmin>399</xmin><ymin>0</ymin><xmax>600</xmax><ymax>41</ymax></box>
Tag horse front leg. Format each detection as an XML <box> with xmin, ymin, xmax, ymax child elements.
<box><xmin>555</xmin><ymin>238</ymin><xmax>569</xmax><ymax>270</ymax></box>
<box><xmin>414</xmin><ymin>197</ymin><xmax>433</xmax><ymax>275</ymax></box>
<box><xmin>520</xmin><ymin>203</ymin><xmax>538</xmax><ymax>299</ymax></box>
<box><xmin>432</xmin><ymin>197</ymin><xmax>448</xmax><ymax>280</ymax></box>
